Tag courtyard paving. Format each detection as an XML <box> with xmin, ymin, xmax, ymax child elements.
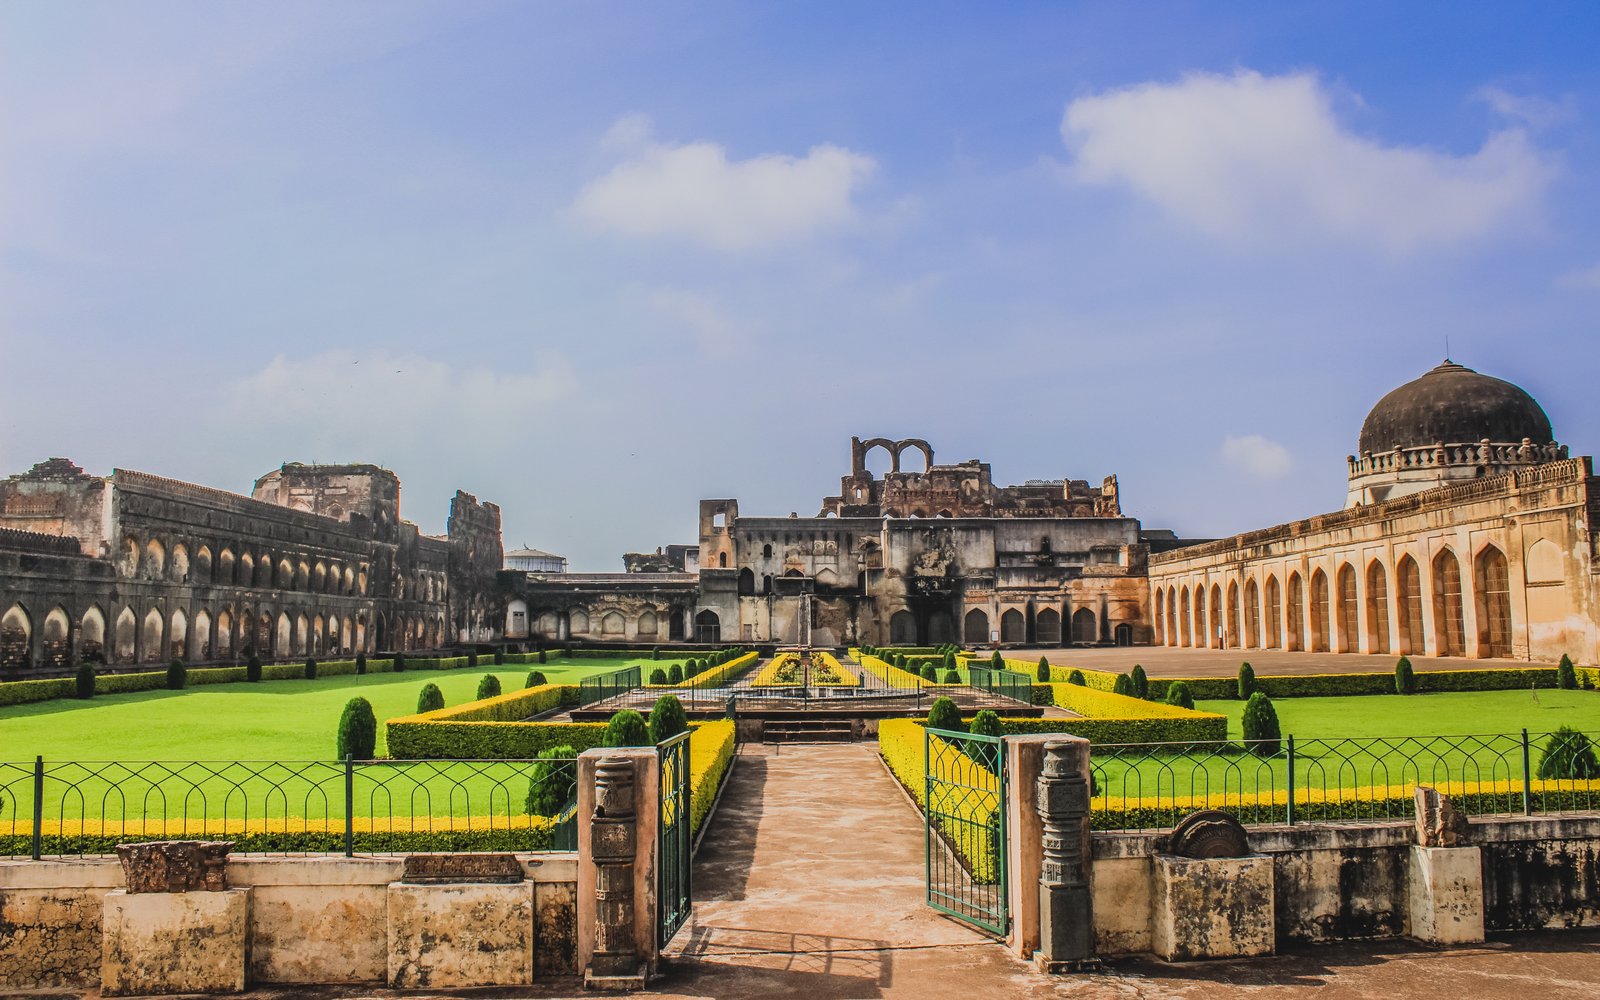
<box><xmin>1011</xmin><ymin>645</ymin><xmax>1546</xmax><ymax>678</ymax></box>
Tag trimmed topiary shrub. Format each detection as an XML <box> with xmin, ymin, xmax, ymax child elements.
<box><xmin>525</xmin><ymin>744</ymin><xmax>578</xmax><ymax>816</ymax></box>
<box><xmin>525</xmin><ymin>670</ymin><xmax>547</xmax><ymax>688</ymax></box>
<box><xmin>970</xmin><ymin>708</ymin><xmax>1002</xmax><ymax>739</ymax></box>
<box><xmin>305</xmin><ymin>657</ymin><xmax>318</xmax><ymax>680</ymax></box>
<box><xmin>1558</xmin><ymin>654</ymin><xmax>1578</xmax><ymax>690</ymax></box>
<box><xmin>943</xmin><ymin>669</ymin><xmax>961</xmax><ymax>684</ymax></box>
<box><xmin>969</xmin><ymin>708</ymin><xmax>1003</xmax><ymax>772</ymax></box>
<box><xmin>537</xmin><ymin>648</ymin><xmax>547</xmax><ymax>664</ymax></box>
<box><xmin>494</xmin><ymin>650</ymin><xmax>505</xmax><ymax>665</ymax></box>
<box><xmin>1130</xmin><ymin>664</ymin><xmax>1148</xmax><ymax>699</ymax></box>
<box><xmin>650</xmin><ymin>667</ymin><xmax>668</xmax><ymax>685</ymax></box>
<box><xmin>562</xmin><ymin>646</ymin><xmax>573</xmax><ymax>658</ymax></box>
<box><xmin>1036</xmin><ymin>656</ymin><xmax>1050</xmax><ymax>682</ymax></box>
<box><xmin>468</xmin><ymin>651</ymin><xmax>479</xmax><ymax>669</ymax></box>
<box><xmin>167</xmin><ymin>659</ymin><xmax>187</xmax><ymax>690</ymax></box>
<box><xmin>337</xmin><ymin>696</ymin><xmax>377</xmax><ymax>760</ymax></box>
<box><xmin>1537</xmin><ymin>726</ymin><xmax>1598</xmax><ymax>780</ymax></box>
<box><xmin>920</xmin><ymin>663</ymin><xmax>939</xmax><ymax>682</ymax></box>
<box><xmin>1237</xmin><ymin>662</ymin><xmax>1256</xmax><ymax>700</ymax></box>
<box><xmin>1067</xmin><ymin>669</ymin><xmax>1086</xmax><ymax>686</ymax></box>
<box><xmin>246</xmin><ymin>653</ymin><xmax>262</xmax><ymax>682</ymax></box>
<box><xmin>393</xmin><ymin>653</ymin><xmax>406</xmax><ymax>673</ymax></box>
<box><xmin>990</xmin><ymin>650</ymin><xmax>1004</xmax><ymax>670</ymax></box>
<box><xmin>75</xmin><ymin>663</ymin><xmax>96</xmax><ymax>699</ymax></box>
<box><xmin>602</xmin><ymin>709</ymin><xmax>651</xmax><ymax>748</ymax></box>
<box><xmin>1242</xmin><ymin>692</ymin><xmax>1281</xmax><ymax>756</ymax></box>
<box><xmin>1112</xmin><ymin>673</ymin><xmax>1133</xmax><ymax>697</ymax></box>
<box><xmin>1395</xmin><ymin>656</ymin><xmax>1417</xmax><ymax>695</ymax></box>
<box><xmin>652</xmin><ymin>646</ymin><xmax>662</xmax><ymax>660</ymax></box>
<box><xmin>417</xmin><ymin>683</ymin><xmax>444</xmax><ymax>713</ymax></box>
<box><xmin>668</xmin><ymin>663</ymin><xmax>684</xmax><ymax>684</ymax></box>
<box><xmin>355</xmin><ymin>652</ymin><xmax>367</xmax><ymax>675</ymax></box>
<box><xmin>648</xmin><ymin>694</ymin><xmax>689</xmax><ymax>744</ymax></box>
<box><xmin>476</xmin><ymin>674</ymin><xmax>502</xmax><ymax>700</ymax></box>
<box><xmin>1165</xmin><ymin>681</ymin><xmax>1195</xmax><ymax>710</ymax></box>
<box><xmin>927</xmin><ymin>696</ymin><xmax>964</xmax><ymax>733</ymax></box>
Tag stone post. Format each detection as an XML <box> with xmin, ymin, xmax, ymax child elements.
<box><xmin>577</xmin><ymin>747</ymin><xmax>660</xmax><ymax>989</ymax></box>
<box><xmin>1035</xmin><ymin>738</ymin><xmax>1095</xmax><ymax>972</ymax></box>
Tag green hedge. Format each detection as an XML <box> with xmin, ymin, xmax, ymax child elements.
<box><xmin>1001</xmin><ymin>715</ymin><xmax>1229</xmax><ymax>745</ymax></box>
<box><xmin>0</xmin><ymin>658</ymin><xmax>402</xmax><ymax>708</ymax></box>
<box><xmin>1045</xmin><ymin>663</ymin><xmax>1568</xmax><ymax>701</ymax></box>
<box><xmin>2</xmin><ymin>827</ymin><xmax>558</xmax><ymax>855</ymax></box>
<box><xmin>387</xmin><ymin>720</ymin><xmax>609</xmax><ymax>759</ymax></box>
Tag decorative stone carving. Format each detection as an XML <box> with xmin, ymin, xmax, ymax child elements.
<box><xmin>1414</xmin><ymin>786</ymin><xmax>1471</xmax><ymax>847</ymax></box>
<box><xmin>1163</xmin><ymin>810</ymin><xmax>1250</xmax><ymax>859</ymax></box>
<box><xmin>115</xmin><ymin>841</ymin><xmax>231</xmax><ymax>893</ymax></box>
<box><xmin>587</xmin><ymin>756</ymin><xmax>641</xmax><ymax>986</ymax></box>
<box><xmin>401</xmin><ymin>853</ymin><xmax>524</xmax><ymax>884</ymax></box>
<box><xmin>1035</xmin><ymin>740</ymin><xmax>1095</xmax><ymax>971</ymax></box>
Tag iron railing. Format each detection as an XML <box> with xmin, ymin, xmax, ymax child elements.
<box><xmin>967</xmin><ymin>665</ymin><xmax>1032</xmax><ymax>706</ymax></box>
<box><xmin>1089</xmin><ymin>729</ymin><xmax>1600</xmax><ymax>831</ymax></box>
<box><xmin>658</xmin><ymin>731</ymin><xmax>692</xmax><ymax>947</ymax></box>
<box><xmin>0</xmin><ymin>755</ymin><xmax>579</xmax><ymax>858</ymax></box>
<box><xmin>924</xmin><ymin>726</ymin><xmax>1009</xmax><ymax>936</ymax></box>
<box><xmin>579</xmin><ymin>665</ymin><xmax>642</xmax><ymax>706</ymax></box>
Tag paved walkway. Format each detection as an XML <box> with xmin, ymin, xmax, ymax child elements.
<box><xmin>1010</xmin><ymin>646</ymin><xmax>1547</xmax><ymax>678</ymax></box>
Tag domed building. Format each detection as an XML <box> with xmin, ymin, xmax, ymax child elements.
<box><xmin>1346</xmin><ymin>361</ymin><xmax>1568</xmax><ymax>507</ymax></box>
<box><xmin>1148</xmin><ymin>361</ymin><xmax>1598</xmax><ymax>665</ymax></box>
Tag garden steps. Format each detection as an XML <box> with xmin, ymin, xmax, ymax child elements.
<box><xmin>761</xmin><ymin>719</ymin><xmax>856</xmax><ymax>743</ymax></box>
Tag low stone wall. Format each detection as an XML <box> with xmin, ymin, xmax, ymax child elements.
<box><xmin>1090</xmin><ymin>814</ymin><xmax>1600</xmax><ymax>958</ymax></box>
<box><xmin>0</xmin><ymin>853</ymin><xmax>578</xmax><ymax>992</ymax></box>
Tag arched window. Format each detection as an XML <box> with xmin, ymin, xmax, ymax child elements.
<box><xmin>1071</xmin><ymin>607</ymin><xmax>1097</xmax><ymax>644</ymax></box>
<box><xmin>1433</xmin><ymin>549</ymin><xmax>1466</xmax><ymax>657</ymax></box>
<box><xmin>890</xmin><ymin>610</ymin><xmax>917</xmax><ymax>644</ymax></box>
<box><xmin>1396</xmin><ymin>556</ymin><xmax>1424</xmax><ymax>655</ymax></box>
<box><xmin>694</xmin><ymin>609</ymin><xmax>721</xmax><ymax>643</ymax></box>
<box><xmin>1475</xmin><ymin>546</ymin><xmax>1511</xmax><ymax>658</ymax></box>
<box><xmin>964</xmin><ymin>608</ymin><xmax>989</xmax><ymax>644</ymax></box>
<box><xmin>601</xmin><ymin>611</ymin><xmax>625</xmax><ymax>635</ymax></box>
<box><xmin>1036</xmin><ymin>607</ymin><xmax>1062</xmax><ymax>645</ymax></box>
<box><xmin>637</xmin><ymin>610</ymin><xmax>658</xmax><ymax>636</ymax></box>
<box><xmin>762</xmin><ymin>543</ymin><xmax>773</xmax><ymax>559</ymax></box>
<box><xmin>1</xmin><ymin>604</ymin><xmax>32</xmax><ymax>672</ymax></box>
<box><xmin>1000</xmin><ymin>609</ymin><xmax>1025</xmax><ymax>643</ymax></box>
<box><xmin>81</xmin><ymin>606</ymin><xmax>107</xmax><ymax>663</ymax></box>
<box><xmin>737</xmin><ymin>568</ymin><xmax>755</xmax><ymax>596</ymax></box>
<box><xmin>1309</xmin><ymin>570</ymin><xmax>1330</xmax><ymax>653</ymax></box>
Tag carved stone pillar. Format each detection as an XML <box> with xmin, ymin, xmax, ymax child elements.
<box><xmin>1036</xmin><ymin>740</ymin><xmax>1095</xmax><ymax>971</ymax></box>
<box><xmin>586</xmin><ymin>756</ymin><xmax>642</xmax><ymax>988</ymax></box>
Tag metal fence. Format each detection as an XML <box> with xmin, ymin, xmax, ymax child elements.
<box><xmin>967</xmin><ymin>664</ymin><xmax>1032</xmax><ymax>706</ymax></box>
<box><xmin>0</xmin><ymin>756</ymin><xmax>579</xmax><ymax>858</ymax></box>
<box><xmin>658</xmin><ymin>730</ymin><xmax>692</xmax><ymax>947</ymax></box>
<box><xmin>1090</xmin><ymin>729</ymin><xmax>1600</xmax><ymax>832</ymax></box>
<box><xmin>579</xmin><ymin>664</ymin><xmax>642</xmax><ymax>706</ymax></box>
<box><xmin>924</xmin><ymin>726</ymin><xmax>1009</xmax><ymax>937</ymax></box>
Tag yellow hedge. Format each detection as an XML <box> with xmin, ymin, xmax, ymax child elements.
<box><xmin>651</xmin><ymin>651</ymin><xmax>758</xmax><ymax>689</ymax></box>
<box><xmin>751</xmin><ymin>653</ymin><xmax>799</xmax><ymax>686</ymax></box>
<box><xmin>688</xmin><ymin>719</ymin><xmax>736</xmax><ymax>834</ymax></box>
<box><xmin>815</xmin><ymin>650</ymin><xmax>860</xmax><ymax>686</ymax></box>
<box><xmin>860</xmin><ymin>654</ymin><xmax>962</xmax><ymax>689</ymax></box>
<box><xmin>878</xmin><ymin>719</ymin><xmax>1002</xmax><ymax>882</ymax></box>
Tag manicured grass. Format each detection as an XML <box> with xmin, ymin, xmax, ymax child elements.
<box><xmin>0</xmin><ymin>656</ymin><xmax>682</xmax><ymax>762</ymax></box>
<box><xmin>1194</xmin><ymin>689</ymin><xmax>1600</xmax><ymax>741</ymax></box>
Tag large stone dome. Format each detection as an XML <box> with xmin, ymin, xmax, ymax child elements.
<box><xmin>1357</xmin><ymin>361</ymin><xmax>1554</xmax><ymax>455</ymax></box>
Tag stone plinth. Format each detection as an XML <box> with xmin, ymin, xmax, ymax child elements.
<box><xmin>1151</xmin><ymin>854</ymin><xmax>1274</xmax><ymax>961</ymax></box>
<box><xmin>100</xmin><ymin>887</ymin><xmax>249</xmax><ymax>995</ymax></box>
<box><xmin>386</xmin><ymin>881</ymin><xmax>535</xmax><ymax>988</ymax></box>
<box><xmin>1407</xmin><ymin>846</ymin><xmax>1485</xmax><ymax>944</ymax></box>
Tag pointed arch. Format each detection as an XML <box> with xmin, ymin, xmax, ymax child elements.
<box><xmin>1179</xmin><ymin>588</ymin><xmax>1192</xmax><ymax>646</ymax></box>
<box><xmin>170</xmin><ymin>543</ymin><xmax>190</xmax><ymax>583</ymax></box>
<box><xmin>217</xmin><ymin>609</ymin><xmax>234</xmax><ymax>658</ymax></box>
<box><xmin>1286</xmin><ymin>572</ymin><xmax>1305</xmax><ymax>651</ymax></box>
<box><xmin>1365</xmin><ymin>561</ymin><xmax>1391</xmax><ymax>654</ymax></box>
<box><xmin>144</xmin><ymin>539</ymin><xmax>166</xmax><ymax>580</ymax></box>
<box><xmin>1000</xmin><ymin>608</ymin><xmax>1025</xmax><ymax>643</ymax></box>
<box><xmin>964</xmin><ymin>608</ymin><xmax>989</xmax><ymax>644</ymax></box>
<box><xmin>1071</xmin><ymin>607</ymin><xmax>1098</xmax><ymax>644</ymax></box>
<box><xmin>737</xmin><ymin>568</ymin><xmax>755</xmax><ymax>596</ymax></box>
<box><xmin>80</xmin><ymin>605</ymin><xmax>107</xmax><ymax>663</ymax></box>
<box><xmin>277</xmin><ymin>612</ymin><xmax>292</xmax><ymax>656</ymax></box>
<box><xmin>1193</xmin><ymin>586</ymin><xmax>1207</xmax><ymax>648</ymax></box>
<box><xmin>219</xmin><ymin>548</ymin><xmax>236</xmax><ymax>584</ymax></box>
<box><xmin>1209</xmin><ymin>583</ymin><xmax>1223</xmax><ymax>648</ymax></box>
<box><xmin>1309</xmin><ymin>569</ymin><xmax>1330</xmax><ymax>653</ymax></box>
<box><xmin>1</xmin><ymin>603</ymin><xmax>33</xmax><ymax>672</ymax></box>
<box><xmin>142</xmin><ymin>607</ymin><xmax>164</xmax><ymax>663</ymax></box>
<box><xmin>637</xmin><ymin>609</ymin><xmax>658</xmax><ymax>636</ymax></box>
<box><xmin>1474</xmin><ymin>544</ymin><xmax>1512</xmax><ymax>658</ymax></box>
<box><xmin>892</xmin><ymin>609</ymin><xmax>918</xmax><ymax>644</ymax></box>
<box><xmin>1166</xmin><ymin>586</ymin><xmax>1177</xmax><ymax>647</ymax></box>
<box><xmin>114</xmin><ymin>607</ymin><xmax>137</xmax><ymax>663</ymax></box>
<box><xmin>1432</xmin><ymin>549</ymin><xmax>1466</xmax><ymax>657</ymax></box>
<box><xmin>1264</xmin><ymin>576</ymin><xmax>1282</xmax><ymax>649</ymax></box>
<box><xmin>1154</xmin><ymin>589</ymin><xmax>1166</xmax><ymax>645</ymax></box>
<box><xmin>1335</xmin><ymin>564</ymin><xmax>1358</xmax><ymax>653</ymax></box>
<box><xmin>194</xmin><ymin>609</ymin><xmax>213</xmax><ymax>660</ymax></box>
<box><xmin>195</xmin><ymin>545</ymin><xmax>213</xmax><ymax>583</ymax></box>
<box><xmin>601</xmin><ymin>610</ymin><xmax>626</xmax><ymax>635</ymax></box>
<box><xmin>1225</xmin><ymin>581</ymin><xmax>1240</xmax><ymax>649</ymax></box>
<box><xmin>1396</xmin><ymin>555</ymin><xmax>1424</xmax><ymax>655</ymax></box>
<box><xmin>1244</xmin><ymin>579</ymin><xmax>1261</xmax><ymax>649</ymax></box>
<box><xmin>1036</xmin><ymin>607</ymin><xmax>1061</xmax><ymax>645</ymax></box>
<box><xmin>169</xmin><ymin>608</ymin><xmax>188</xmax><ymax>661</ymax></box>
<box><xmin>40</xmin><ymin>607</ymin><xmax>70</xmax><ymax>671</ymax></box>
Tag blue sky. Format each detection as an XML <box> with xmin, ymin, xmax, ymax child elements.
<box><xmin>3</xmin><ymin>2</ymin><xmax>1598</xmax><ymax>569</ymax></box>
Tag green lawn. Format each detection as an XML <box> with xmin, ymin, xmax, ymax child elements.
<box><xmin>1194</xmin><ymin>689</ymin><xmax>1600</xmax><ymax>741</ymax></box>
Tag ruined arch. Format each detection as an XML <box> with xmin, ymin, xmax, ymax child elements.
<box><xmin>219</xmin><ymin>548</ymin><xmax>236</xmax><ymax>584</ymax></box>
<box><xmin>1000</xmin><ymin>608</ymin><xmax>1025</xmax><ymax>644</ymax></box>
<box><xmin>1036</xmin><ymin>607</ymin><xmax>1061</xmax><ymax>645</ymax></box>
<box><xmin>255</xmin><ymin>555</ymin><xmax>273</xmax><ymax>588</ymax></box>
<box><xmin>195</xmin><ymin>545</ymin><xmax>212</xmax><ymax>582</ymax></box>
<box><xmin>194</xmin><ymin>609</ymin><xmax>212</xmax><ymax>660</ymax></box>
<box><xmin>142</xmin><ymin>607</ymin><xmax>164</xmax><ymax>662</ymax></box>
<box><xmin>963</xmin><ymin>608</ymin><xmax>989</xmax><ymax>644</ymax></box>
<box><xmin>1</xmin><ymin>603</ymin><xmax>32</xmax><ymax>671</ymax></box>
<box><xmin>312</xmin><ymin>614</ymin><xmax>325</xmax><ymax>655</ymax></box>
<box><xmin>39</xmin><ymin>607</ymin><xmax>69</xmax><ymax>670</ymax></box>
<box><xmin>890</xmin><ymin>610</ymin><xmax>917</xmax><ymax>644</ymax></box>
<box><xmin>144</xmin><ymin>539</ymin><xmax>166</xmax><ymax>580</ymax></box>
<box><xmin>312</xmin><ymin>562</ymin><xmax>327</xmax><ymax>593</ymax></box>
<box><xmin>169</xmin><ymin>608</ymin><xmax>188</xmax><ymax>661</ymax></box>
<box><xmin>239</xmin><ymin>551</ymin><xmax>254</xmax><ymax>586</ymax></box>
<box><xmin>1071</xmin><ymin>607</ymin><xmax>1097</xmax><ymax>644</ymax></box>
<box><xmin>114</xmin><ymin>607</ymin><xmax>137</xmax><ymax>664</ymax></box>
<box><xmin>896</xmin><ymin>438</ymin><xmax>933</xmax><ymax>473</ymax></box>
<box><xmin>294</xmin><ymin>613</ymin><xmax>309</xmax><ymax>656</ymax></box>
<box><xmin>276</xmin><ymin>612</ymin><xmax>292</xmax><ymax>656</ymax></box>
<box><xmin>277</xmin><ymin>558</ymin><xmax>295</xmax><ymax>590</ymax></box>
<box><xmin>170</xmin><ymin>543</ymin><xmax>189</xmax><ymax>583</ymax></box>
<box><xmin>80</xmin><ymin>605</ymin><xmax>107</xmax><ymax>663</ymax></box>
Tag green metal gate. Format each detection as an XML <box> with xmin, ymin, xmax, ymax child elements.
<box><xmin>924</xmin><ymin>726</ymin><xmax>1009</xmax><ymax>936</ymax></box>
<box><xmin>658</xmin><ymin>731</ymin><xmax>692</xmax><ymax>947</ymax></box>
<box><xmin>967</xmin><ymin>664</ymin><xmax>1032</xmax><ymax>705</ymax></box>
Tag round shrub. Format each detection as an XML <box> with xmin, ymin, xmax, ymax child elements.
<box><xmin>649</xmin><ymin>667</ymin><xmax>668</xmax><ymax>685</ymax></box>
<box><xmin>1165</xmin><ymin>681</ymin><xmax>1195</xmax><ymax>710</ymax></box>
<box><xmin>944</xmin><ymin>650</ymin><xmax>957</xmax><ymax>673</ymax></box>
<box><xmin>1112</xmin><ymin>673</ymin><xmax>1133</xmax><ymax>697</ymax></box>
<box><xmin>246</xmin><ymin>653</ymin><xmax>262</xmax><ymax>683</ymax></box>
<box><xmin>417</xmin><ymin>683</ymin><xmax>444</xmax><ymax>713</ymax></box>
<box><xmin>1395</xmin><ymin>656</ymin><xmax>1417</xmax><ymax>695</ymax></box>
<box><xmin>537</xmin><ymin>648</ymin><xmax>547</xmax><ymax>664</ymax></box>
<box><xmin>336</xmin><ymin>697</ymin><xmax>377</xmax><ymax>760</ymax></box>
<box><xmin>494</xmin><ymin>650</ymin><xmax>505</xmax><ymax>665</ymax></box>
<box><xmin>305</xmin><ymin>657</ymin><xmax>318</xmax><ymax>680</ymax></box>
<box><xmin>1067</xmin><ymin>669</ymin><xmax>1086</xmax><ymax>686</ymax></box>
<box><xmin>525</xmin><ymin>670</ymin><xmax>548</xmax><ymax>688</ymax></box>
<box><xmin>990</xmin><ymin>650</ymin><xmax>1004</xmax><ymax>670</ymax></box>
<box><xmin>1130</xmin><ymin>664</ymin><xmax>1148</xmax><ymax>699</ymax></box>
<box><xmin>1538</xmin><ymin>726</ymin><xmax>1597</xmax><ymax>780</ymax></box>
<box><xmin>668</xmin><ymin>663</ymin><xmax>684</xmax><ymax>684</ymax></box>
<box><xmin>969</xmin><ymin>709</ymin><xmax>1003</xmax><ymax>771</ymax></box>
<box><xmin>1241</xmin><ymin>692</ymin><xmax>1281</xmax><ymax>756</ymax></box>
<box><xmin>652</xmin><ymin>646</ymin><xmax>662</xmax><ymax>660</ymax></box>
<box><xmin>920</xmin><ymin>662</ymin><xmax>939</xmax><ymax>682</ymax></box>
<box><xmin>355</xmin><ymin>652</ymin><xmax>367</xmax><ymax>675</ymax></box>
<box><xmin>943</xmin><ymin>669</ymin><xmax>961</xmax><ymax>684</ymax></box>
<box><xmin>969</xmin><ymin>709</ymin><xmax>1002</xmax><ymax>739</ymax></box>
<box><xmin>648</xmin><ymin>694</ymin><xmax>690</xmax><ymax>744</ymax></box>
<box><xmin>166</xmin><ymin>658</ymin><xmax>187</xmax><ymax>690</ymax></box>
<box><xmin>476</xmin><ymin>674</ymin><xmax>502</xmax><ymax>700</ymax></box>
<box><xmin>1558</xmin><ymin>654</ymin><xmax>1578</xmax><ymax>690</ymax></box>
<box><xmin>393</xmin><ymin>652</ymin><xmax>406</xmax><ymax>673</ymax></box>
<box><xmin>1036</xmin><ymin>656</ymin><xmax>1050</xmax><ymax>682</ymax></box>
<box><xmin>468</xmin><ymin>651</ymin><xmax>479</xmax><ymax>669</ymax></box>
<box><xmin>926</xmin><ymin>696</ymin><xmax>964</xmax><ymax>733</ymax></box>
<box><xmin>602</xmin><ymin>709</ymin><xmax>651</xmax><ymax>748</ymax></box>
<box><xmin>525</xmin><ymin>745</ymin><xmax>578</xmax><ymax>816</ymax></box>
<box><xmin>75</xmin><ymin>663</ymin><xmax>96</xmax><ymax>699</ymax></box>
<box><xmin>1237</xmin><ymin>662</ymin><xmax>1256</xmax><ymax>700</ymax></box>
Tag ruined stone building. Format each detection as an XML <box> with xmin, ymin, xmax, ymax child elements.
<box><xmin>0</xmin><ymin>461</ymin><xmax>501</xmax><ymax>678</ymax></box>
<box><xmin>1148</xmin><ymin>362</ymin><xmax>1600</xmax><ymax>663</ymax></box>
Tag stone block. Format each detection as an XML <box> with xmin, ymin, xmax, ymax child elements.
<box><xmin>0</xmin><ymin>887</ymin><xmax>106</xmax><ymax>989</ymax></box>
<box><xmin>1151</xmin><ymin>854</ymin><xmax>1274</xmax><ymax>961</ymax></box>
<box><xmin>1407</xmin><ymin>845</ymin><xmax>1485</xmax><ymax>944</ymax></box>
<box><xmin>386</xmin><ymin>881</ymin><xmax>534</xmax><ymax>988</ymax></box>
<box><xmin>100</xmin><ymin>887</ymin><xmax>249</xmax><ymax>996</ymax></box>
<box><xmin>1092</xmin><ymin>857</ymin><xmax>1152</xmax><ymax>955</ymax></box>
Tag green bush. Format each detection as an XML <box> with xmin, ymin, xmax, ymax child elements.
<box><xmin>355</xmin><ymin>652</ymin><xmax>367</xmax><ymax>675</ymax></box>
<box><xmin>525</xmin><ymin>670</ymin><xmax>547</xmax><ymax>688</ymax></box>
<box><xmin>1537</xmin><ymin>726</ymin><xmax>1598</xmax><ymax>780</ymax></box>
<box><xmin>1130</xmin><ymin>664</ymin><xmax>1148</xmax><ymax>699</ymax></box>
<box><xmin>920</xmin><ymin>663</ymin><xmax>939</xmax><ymax>682</ymax></box>
<box><xmin>990</xmin><ymin>650</ymin><xmax>1004</xmax><ymax>670</ymax></box>
<box><xmin>652</xmin><ymin>646</ymin><xmax>661</xmax><ymax>660</ymax></box>
<box><xmin>393</xmin><ymin>653</ymin><xmax>406</xmax><ymax>673</ymax></box>
<box><xmin>1395</xmin><ymin>656</ymin><xmax>1417</xmax><ymax>695</ymax></box>
<box><xmin>74</xmin><ymin>664</ymin><xmax>96</xmax><ymax>699</ymax></box>
<box><xmin>927</xmin><ymin>696</ymin><xmax>964</xmax><ymax>733</ymax></box>
<box><xmin>1112</xmin><ymin>673</ymin><xmax>1133</xmax><ymax>697</ymax></box>
<box><xmin>246</xmin><ymin>654</ymin><xmax>262</xmax><ymax>682</ymax></box>
<box><xmin>648</xmin><ymin>695</ymin><xmax>690</xmax><ymax>744</ymax></box>
<box><xmin>305</xmin><ymin>657</ymin><xmax>318</xmax><ymax>680</ymax></box>
<box><xmin>1237</xmin><ymin>662</ymin><xmax>1256</xmax><ymax>700</ymax></box>
<box><xmin>1558</xmin><ymin>654</ymin><xmax>1578</xmax><ymax>690</ymax></box>
<box><xmin>668</xmin><ymin>663</ymin><xmax>684</xmax><ymax>684</ymax></box>
<box><xmin>494</xmin><ymin>650</ymin><xmax>505</xmax><ymax>665</ymax></box>
<box><xmin>1165</xmin><ymin>681</ymin><xmax>1195</xmax><ymax>710</ymax></box>
<box><xmin>476</xmin><ymin>674</ymin><xmax>502</xmax><ymax>700</ymax></box>
<box><xmin>602</xmin><ymin>710</ymin><xmax>651</xmax><ymax>748</ymax></box>
<box><xmin>650</xmin><ymin>666</ymin><xmax>668</xmax><ymax>684</ymax></box>
<box><xmin>970</xmin><ymin>709</ymin><xmax>1002</xmax><ymax>739</ymax></box>
<box><xmin>1036</xmin><ymin>656</ymin><xmax>1050</xmax><ymax>682</ymax></box>
<box><xmin>166</xmin><ymin>659</ymin><xmax>187</xmax><ymax>690</ymax></box>
<box><xmin>538</xmin><ymin>648</ymin><xmax>547</xmax><ymax>663</ymax></box>
<box><xmin>525</xmin><ymin>745</ymin><xmax>578</xmax><ymax>816</ymax></box>
<box><xmin>1241</xmin><ymin>692</ymin><xmax>1281</xmax><ymax>756</ymax></box>
<box><xmin>943</xmin><ymin>669</ymin><xmax>961</xmax><ymax>684</ymax></box>
<box><xmin>337</xmin><ymin>697</ymin><xmax>377</xmax><ymax>760</ymax></box>
<box><xmin>417</xmin><ymin>683</ymin><xmax>445</xmax><ymax>713</ymax></box>
<box><xmin>1067</xmin><ymin>669</ymin><xmax>1086</xmax><ymax>686</ymax></box>
<box><xmin>468</xmin><ymin>652</ymin><xmax>479</xmax><ymax>669</ymax></box>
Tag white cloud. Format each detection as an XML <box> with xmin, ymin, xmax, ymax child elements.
<box><xmin>1061</xmin><ymin>70</ymin><xmax>1556</xmax><ymax>253</ymax></box>
<box><xmin>1222</xmin><ymin>434</ymin><xmax>1292</xmax><ymax>479</ymax></box>
<box><xmin>1476</xmin><ymin>87</ymin><xmax>1577</xmax><ymax>130</ymax></box>
<box><xmin>572</xmin><ymin>129</ymin><xmax>876</xmax><ymax>251</ymax></box>
<box><xmin>1555</xmin><ymin>262</ymin><xmax>1600</xmax><ymax>290</ymax></box>
<box><xmin>641</xmin><ymin>288</ymin><xmax>755</xmax><ymax>352</ymax></box>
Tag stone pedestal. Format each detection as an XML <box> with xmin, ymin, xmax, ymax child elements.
<box><xmin>1406</xmin><ymin>846</ymin><xmax>1485</xmax><ymax>945</ymax></box>
<box><xmin>1151</xmin><ymin>854</ymin><xmax>1274</xmax><ymax>961</ymax></box>
<box><xmin>386</xmin><ymin>881</ymin><xmax>535</xmax><ymax>988</ymax></box>
<box><xmin>100</xmin><ymin>887</ymin><xmax>250</xmax><ymax>995</ymax></box>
